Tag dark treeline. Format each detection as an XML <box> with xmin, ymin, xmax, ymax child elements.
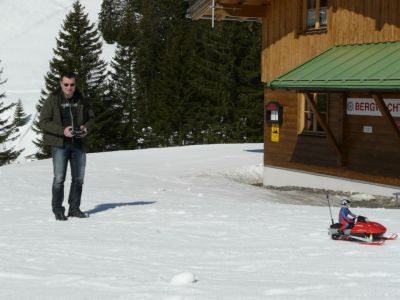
<box><xmin>33</xmin><ymin>0</ymin><xmax>263</xmax><ymax>158</ymax></box>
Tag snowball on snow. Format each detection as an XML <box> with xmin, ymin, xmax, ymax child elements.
<box><xmin>170</xmin><ymin>272</ymin><xmax>197</xmax><ymax>286</ymax></box>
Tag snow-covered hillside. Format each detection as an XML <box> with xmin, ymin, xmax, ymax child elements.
<box><xmin>0</xmin><ymin>144</ymin><xmax>399</xmax><ymax>299</ymax></box>
<box><xmin>0</xmin><ymin>0</ymin><xmax>114</xmax><ymax>160</ymax></box>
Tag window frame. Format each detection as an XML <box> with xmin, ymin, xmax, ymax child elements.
<box><xmin>298</xmin><ymin>93</ymin><xmax>329</xmax><ymax>136</ymax></box>
<box><xmin>303</xmin><ymin>0</ymin><xmax>328</xmax><ymax>32</ymax></box>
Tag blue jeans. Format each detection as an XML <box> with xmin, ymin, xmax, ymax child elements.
<box><xmin>52</xmin><ymin>143</ymin><xmax>86</xmax><ymax>214</ymax></box>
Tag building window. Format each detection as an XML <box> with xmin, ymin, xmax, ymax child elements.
<box><xmin>299</xmin><ymin>93</ymin><xmax>328</xmax><ymax>134</ymax></box>
<box><xmin>305</xmin><ymin>0</ymin><xmax>327</xmax><ymax>30</ymax></box>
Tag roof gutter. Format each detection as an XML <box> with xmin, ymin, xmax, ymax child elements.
<box><xmin>266</xmin><ymin>83</ymin><xmax>400</xmax><ymax>93</ymax></box>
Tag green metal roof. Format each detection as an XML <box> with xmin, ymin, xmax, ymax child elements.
<box><xmin>268</xmin><ymin>41</ymin><xmax>400</xmax><ymax>92</ymax></box>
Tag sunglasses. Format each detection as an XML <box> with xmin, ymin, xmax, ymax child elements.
<box><xmin>63</xmin><ymin>83</ymin><xmax>75</xmax><ymax>87</ymax></box>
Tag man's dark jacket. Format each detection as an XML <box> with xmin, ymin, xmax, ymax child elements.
<box><xmin>39</xmin><ymin>89</ymin><xmax>95</xmax><ymax>150</ymax></box>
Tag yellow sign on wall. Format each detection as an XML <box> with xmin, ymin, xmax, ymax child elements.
<box><xmin>271</xmin><ymin>124</ymin><xmax>279</xmax><ymax>142</ymax></box>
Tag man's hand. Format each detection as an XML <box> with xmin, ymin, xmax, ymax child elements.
<box><xmin>64</xmin><ymin>126</ymin><xmax>73</xmax><ymax>137</ymax></box>
<box><xmin>79</xmin><ymin>125</ymin><xmax>88</xmax><ymax>138</ymax></box>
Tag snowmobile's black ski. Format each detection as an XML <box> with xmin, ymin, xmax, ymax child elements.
<box><xmin>338</xmin><ymin>234</ymin><xmax>385</xmax><ymax>245</ymax></box>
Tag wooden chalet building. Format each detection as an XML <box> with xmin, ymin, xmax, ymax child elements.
<box><xmin>188</xmin><ymin>0</ymin><xmax>400</xmax><ymax>196</ymax></box>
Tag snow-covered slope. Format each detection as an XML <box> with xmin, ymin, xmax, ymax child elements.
<box><xmin>0</xmin><ymin>144</ymin><xmax>399</xmax><ymax>299</ymax></box>
<box><xmin>0</xmin><ymin>0</ymin><xmax>114</xmax><ymax>160</ymax></box>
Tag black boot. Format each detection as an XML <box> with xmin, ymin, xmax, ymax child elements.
<box><xmin>68</xmin><ymin>209</ymin><xmax>89</xmax><ymax>218</ymax></box>
<box><xmin>55</xmin><ymin>208</ymin><xmax>68</xmax><ymax>221</ymax></box>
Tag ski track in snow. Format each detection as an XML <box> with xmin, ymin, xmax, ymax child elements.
<box><xmin>0</xmin><ymin>144</ymin><xmax>399</xmax><ymax>299</ymax></box>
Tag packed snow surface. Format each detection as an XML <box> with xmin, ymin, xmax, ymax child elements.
<box><xmin>0</xmin><ymin>144</ymin><xmax>399</xmax><ymax>299</ymax></box>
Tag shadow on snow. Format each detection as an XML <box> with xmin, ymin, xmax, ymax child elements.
<box><xmin>86</xmin><ymin>201</ymin><xmax>157</xmax><ymax>215</ymax></box>
<box><xmin>244</xmin><ymin>149</ymin><xmax>263</xmax><ymax>153</ymax></box>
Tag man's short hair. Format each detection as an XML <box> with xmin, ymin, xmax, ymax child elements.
<box><xmin>60</xmin><ymin>71</ymin><xmax>76</xmax><ymax>80</ymax></box>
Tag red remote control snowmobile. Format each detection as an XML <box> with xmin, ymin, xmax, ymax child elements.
<box><xmin>329</xmin><ymin>215</ymin><xmax>397</xmax><ymax>245</ymax></box>
<box><xmin>326</xmin><ymin>193</ymin><xmax>397</xmax><ymax>245</ymax></box>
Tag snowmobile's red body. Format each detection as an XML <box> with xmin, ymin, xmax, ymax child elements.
<box><xmin>350</xmin><ymin>216</ymin><xmax>386</xmax><ymax>236</ymax></box>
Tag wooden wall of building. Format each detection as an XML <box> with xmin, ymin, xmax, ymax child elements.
<box><xmin>264</xmin><ymin>91</ymin><xmax>400</xmax><ymax>186</ymax></box>
<box><xmin>342</xmin><ymin>93</ymin><xmax>400</xmax><ymax>184</ymax></box>
<box><xmin>265</xmin><ymin>90</ymin><xmax>342</xmax><ymax>172</ymax></box>
<box><xmin>262</xmin><ymin>0</ymin><xmax>400</xmax><ymax>187</ymax></box>
<box><xmin>261</xmin><ymin>0</ymin><xmax>400</xmax><ymax>83</ymax></box>
<box><xmin>331</xmin><ymin>0</ymin><xmax>400</xmax><ymax>45</ymax></box>
<box><xmin>261</xmin><ymin>0</ymin><xmax>329</xmax><ymax>83</ymax></box>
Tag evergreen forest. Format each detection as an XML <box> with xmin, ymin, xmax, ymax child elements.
<box><xmin>32</xmin><ymin>0</ymin><xmax>264</xmax><ymax>157</ymax></box>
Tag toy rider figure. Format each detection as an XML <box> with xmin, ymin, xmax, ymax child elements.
<box><xmin>339</xmin><ymin>199</ymin><xmax>357</xmax><ymax>233</ymax></box>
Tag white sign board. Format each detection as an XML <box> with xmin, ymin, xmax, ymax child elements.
<box><xmin>363</xmin><ymin>126</ymin><xmax>373</xmax><ymax>133</ymax></box>
<box><xmin>347</xmin><ymin>98</ymin><xmax>400</xmax><ymax>117</ymax></box>
<box><xmin>270</xmin><ymin>110</ymin><xmax>279</xmax><ymax>122</ymax></box>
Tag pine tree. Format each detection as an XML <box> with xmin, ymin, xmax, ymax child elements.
<box><xmin>180</xmin><ymin>21</ymin><xmax>232</xmax><ymax>144</ymax></box>
<box><xmin>0</xmin><ymin>62</ymin><xmax>21</xmax><ymax>165</ymax></box>
<box><xmin>231</xmin><ymin>23</ymin><xmax>263</xmax><ymax>142</ymax></box>
<box><xmin>99</xmin><ymin>0</ymin><xmax>263</xmax><ymax>147</ymax></box>
<box><xmin>131</xmin><ymin>1</ymin><xmax>263</xmax><ymax>146</ymax></box>
<box><xmin>54</xmin><ymin>1</ymin><xmax>107</xmax><ymax>97</ymax></box>
<box><xmin>33</xmin><ymin>0</ymin><xmax>107</xmax><ymax>158</ymax></box>
<box><xmin>98</xmin><ymin>0</ymin><xmax>124</xmax><ymax>44</ymax></box>
<box><xmin>182</xmin><ymin>21</ymin><xmax>263</xmax><ymax>144</ymax></box>
<box><xmin>131</xmin><ymin>0</ymin><xmax>196</xmax><ymax>147</ymax></box>
<box><xmin>13</xmin><ymin>99</ymin><xmax>29</xmax><ymax>127</ymax></box>
<box><xmin>109</xmin><ymin>2</ymin><xmax>140</xmax><ymax>149</ymax></box>
<box><xmin>152</xmin><ymin>1</ymin><xmax>199</xmax><ymax>145</ymax></box>
<box><xmin>131</xmin><ymin>0</ymin><xmax>165</xmax><ymax>147</ymax></box>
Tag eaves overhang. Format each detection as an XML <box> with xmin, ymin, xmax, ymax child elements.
<box><xmin>268</xmin><ymin>41</ymin><xmax>400</xmax><ymax>93</ymax></box>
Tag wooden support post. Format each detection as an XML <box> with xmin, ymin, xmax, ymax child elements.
<box><xmin>315</xmin><ymin>0</ymin><xmax>321</xmax><ymax>29</ymax></box>
<box><xmin>305</xmin><ymin>93</ymin><xmax>343</xmax><ymax>166</ymax></box>
<box><xmin>372</xmin><ymin>94</ymin><xmax>400</xmax><ymax>147</ymax></box>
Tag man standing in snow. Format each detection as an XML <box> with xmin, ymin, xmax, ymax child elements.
<box><xmin>39</xmin><ymin>71</ymin><xmax>94</xmax><ymax>221</ymax></box>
